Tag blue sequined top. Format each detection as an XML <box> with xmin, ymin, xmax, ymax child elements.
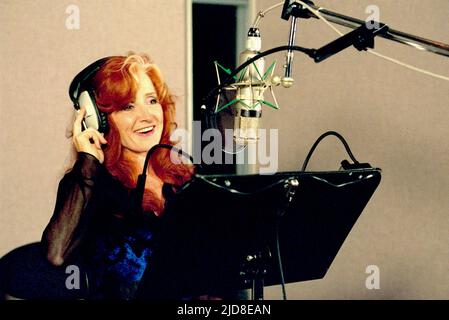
<box><xmin>42</xmin><ymin>153</ymin><xmax>163</xmax><ymax>300</ymax></box>
<box><xmin>88</xmin><ymin>220</ymin><xmax>155</xmax><ymax>299</ymax></box>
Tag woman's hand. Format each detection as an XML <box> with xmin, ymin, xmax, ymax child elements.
<box><xmin>72</xmin><ymin>107</ymin><xmax>108</xmax><ymax>163</ymax></box>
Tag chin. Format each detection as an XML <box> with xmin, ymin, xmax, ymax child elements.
<box><xmin>126</xmin><ymin>133</ymin><xmax>163</xmax><ymax>155</ymax></box>
<box><xmin>144</xmin><ymin>140</ymin><xmax>163</xmax><ymax>152</ymax></box>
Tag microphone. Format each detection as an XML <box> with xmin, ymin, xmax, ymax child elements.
<box><xmin>282</xmin><ymin>19</ymin><xmax>296</xmax><ymax>88</ymax></box>
<box><xmin>282</xmin><ymin>9</ymin><xmax>299</xmax><ymax>88</ymax></box>
<box><xmin>233</xmin><ymin>27</ymin><xmax>265</xmax><ymax>145</ymax></box>
<box><xmin>280</xmin><ymin>0</ymin><xmax>311</xmax><ymax>88</ymax></box>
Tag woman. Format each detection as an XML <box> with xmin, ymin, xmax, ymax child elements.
<box><xmin>42</xmin><ymin>53</ymin><xmax>193</xmax><ymax>299</ymax></box>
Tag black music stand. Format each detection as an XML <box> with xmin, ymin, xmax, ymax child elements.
<box><xmin>135</xmin><ymin>167</ymin><xmax>381</xmax><ymax>300</ymax></box>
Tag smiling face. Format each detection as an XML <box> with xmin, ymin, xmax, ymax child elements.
<box><xmin>109</xmin><ymin>68</ymin><xmax>164</xmax><ymax>158</ymax></box>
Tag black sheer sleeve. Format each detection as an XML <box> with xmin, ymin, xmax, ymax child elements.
<box><xmin>42</xmin><ymin>152</ymin><xmax>104</xmax><ymax>266</ymax></box>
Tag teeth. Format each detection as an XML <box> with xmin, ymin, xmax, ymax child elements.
<box><xmin>136</xmin><ymin>126</ymin><xmax>155</xmax><ymax>133</ymax></box>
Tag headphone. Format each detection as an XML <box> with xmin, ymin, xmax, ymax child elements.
<box><xmin>68</xmin><ymin>57</ymin><xmax>112</xmax><ymax>134</ymax></box>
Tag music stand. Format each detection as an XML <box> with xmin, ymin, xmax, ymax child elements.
<box><xmin>135</xmin><ymin>167</ymin><xmax>381</xmax><ymax>300</ymax></box>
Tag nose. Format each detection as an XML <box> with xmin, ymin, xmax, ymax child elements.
<box><xmin>135</xmin><ymin>103</ymin><xmax>152</xmax><ymax>120</ymax></box>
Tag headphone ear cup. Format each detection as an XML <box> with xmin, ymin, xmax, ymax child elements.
<box><xmin>69</xmin><ymin>57</ymin><xmax>114</xmax><ymax>132</ymax></box>
<box><xmin>78</xmin><ymin>91</ymin><xmax>108</xmax><ymax>133</ymax></box>
<box><xmin>98</xmin><ymin>109</ymin><xmax>109</xmax><ymax>134</ymax></box>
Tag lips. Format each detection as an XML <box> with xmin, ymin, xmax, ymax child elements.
<box><xmin>134</xmin><ymin>125</ymin><xmax>156</xmax><ymax>136</ymax></box>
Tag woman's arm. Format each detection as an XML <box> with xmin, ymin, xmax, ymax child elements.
<box><xmin>42</xmin><ymin>105</ymin><xmax>108</xmax><ymax>266</ymax></box>
<box><xmin>41</xmin><ymin>152</ymin><xmax>103</xmax><ymax>266</ymax></box>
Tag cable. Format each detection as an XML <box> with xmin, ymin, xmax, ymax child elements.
<box><xmin>296</xmin><ymin>0</ymin><xmax>449</xmax><ymax>82</ymax></box>
<box><xmin>297</xmin><ymin>1</ymin><xmax>344</xmax><ymax>35</ymax></box>
<box><xmin>142</xmin><ymin>144</ymin><xmax>196</xmax><ymax>174</ymax></box>
<box><xmin>132</xmin><ymin>144</ymin><xmax>197</xmax><ymax>214</ymax></box>
<box><xmin>367</xmin><ymin>49</ymin><xmax>449</xmax><ymax>81</ymax></box>
<box><xmin>252</xmin><ymin>1</ymin><xmax>449</xmax><ymax>81</ymax></box>
<box><xmin>198</xmin><ymin>174</ymin><xmax>289</xmax><ymax>300</ymax></box>
<box><xmin>202</xmin><ymin>45</ymin><xmax>315</xmax><ymax>109</ymax></box>
<box><xmin>205</xmin><ymin>4</ymin><xmax>448</xmax><ymax>113</ymax></box>
<box><xmin>253</xmin><ymin>2</ymin><xmax>284</xmax><ymax>29</ymax></box>
<box><xmin>274</xmin><ymin>219</ymin><xmax>287</xmax><ymax>300</ymax></box>
<box><xmin>201</xmin><ymin>45</ymin><xmax>314</xmax><ymax>150</ymax></box>
<box><xmin>301</xmin><ymin>131</ymin><xmax>359</xmax><ymax>171</ymax></box>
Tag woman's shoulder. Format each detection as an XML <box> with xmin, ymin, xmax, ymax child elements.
<box><xmin>61</xmin><ymin>152</ymin><xmax>129</xmax><ymax>208</ymax></box>
<box><xmin>66</xmin><ymin>153</ymin><xmax>121</xmax><ymax>185</ymax></box>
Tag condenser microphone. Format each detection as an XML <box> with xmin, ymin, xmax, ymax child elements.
<box><xmin>281</xmin><ymin>0</ymin><xmax>302</xmax><ymax>88</ymax></box>
<box><xmin>233</xmin><ymin>27</ymin><xmax>265</xmax><ymax>145</ymax></box>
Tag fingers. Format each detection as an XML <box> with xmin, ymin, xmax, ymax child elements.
<box><xmin>89</xmin><ymin>132</ymin><xmax>101</xmax><ymax>149</ymax></box>
<box><xmin>98</xmin><ymin>133</ymin><xmax>107</xmax><ymax>144</ymax></box>
<box><xmin>72</xmin><ymin>106</ymin><xmax>107</xmax><ymax>146</ymax></box>
<box><xmin>73</xmin><ymin>127</ymin><xmax>107</xmax><ymax>152</ymax></box>
<box><xmin>83</xmin><ymin>128</ymin><xmax>108</xmax><ymax>149</ymax></box>
<box><xmin>72</xmin><ymin>106</ymin><xmax>108</xmax><ymax>163</ymax></box>
<box><xmin>73</xmin><ymin>106</ymin><xmax>86</xmax><ymax>137</ymax></box>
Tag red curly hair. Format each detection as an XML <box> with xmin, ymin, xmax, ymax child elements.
<box><xmin>90</xmin><ymin>53</ymin><xmax>193</xmax><ymax>214</ymax></box>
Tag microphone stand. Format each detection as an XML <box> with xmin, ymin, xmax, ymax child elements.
<box><xmin>298</xmin><ymin>1</ymin><xmax>449</xmax><ymax>57</ymax></box>
<box><xmin>205</xmin><ymin>0</ymin><xmax>449</xmax><ymax>104</ymax></box>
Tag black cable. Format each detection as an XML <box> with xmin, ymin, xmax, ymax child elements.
<box><xmin>133</xmin><ymin>144</ymin><xmax>197</xmax><ymax>214</ymax></box>
<box><xmin>274</xmin><ymin>219</ymin><xmax>287</xmax><ymax>300</ymax></box>
<box><xmin>200</xmin><ymin>45</ymin><xmax>315</xmax><ymax>155</ymax></box>
<box><xmin>301</xmin><ymin>131</ymin><xmax>359</xmax><ymax>171</ymax></box>
<box><xmin>202</xmin><ymin>45</ymin><xmax>316</xmax><ymax>110</ymax></box>
<box><xmin>142</xmin><ymin>144</ymin><xmax>195</xmax><ymax>175</ymax></box>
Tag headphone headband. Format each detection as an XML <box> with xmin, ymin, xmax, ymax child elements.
<box><xmin>68</xmin><ymin>57</ymin><xmax>112</xmax><ymax>107</ymax></box>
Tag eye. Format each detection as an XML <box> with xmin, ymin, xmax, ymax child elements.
<box><xmin>146</xmin><ymin>96</ymin><xmax>159</xmax><ymax>105</ymax></box>
<box><xmin>122</xmin><ymin>103</ymin><xmax>135</xmax><ymax>111</ymax></box>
